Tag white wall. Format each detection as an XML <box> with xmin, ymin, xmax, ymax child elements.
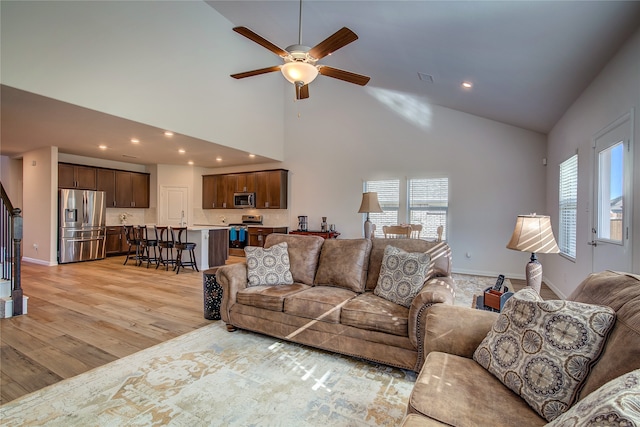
<box><xmin>0</xmin><ymin>156</ymin><xmax>23</xmax><ymax>209</ymax></box>
<box><xmin>21</xmin><ymin>147</ymin><xmax>58</xmax><ymax>266</ymax></box>
<box><xmin>278</xmin><ymin>80</ymin><xmax>547</xmax><ymax>278</ymax></box>
<box><xmin>1</xmin><ymin>0</ymin><xmax>285</xmax><ymax>160</ymax></box>
<box><xmin>545</xmin><ymin>29</ymin><xmax>640</xmax><ymax>298</ymax></box>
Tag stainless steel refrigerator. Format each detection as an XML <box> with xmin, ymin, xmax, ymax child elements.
<box><xmin>59</xmin><ymin>189</ymin><xmax>107</xmax><ymax>264</ymax></box>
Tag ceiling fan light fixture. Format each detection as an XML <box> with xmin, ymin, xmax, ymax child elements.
<box><xmin>281</xmin><ymin>61</ymin><xmax>318</xmax><ymax>85</ymax></box>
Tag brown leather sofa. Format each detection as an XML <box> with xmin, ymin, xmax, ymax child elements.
<box><xmin>216</xmin><ymin>233</ymin><xmax>456</xmax><ymax>371</ymax></box>
<box><xmin>401</xmin><ymin>270</ymin><xmax>640</xmax><ymax>426</ymax></box>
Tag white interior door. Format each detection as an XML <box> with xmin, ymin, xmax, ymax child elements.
<box><xmin>591</xmin><ymin>111</ymin><xmax>633</xmax><ymax>273</ymax></box>
<box><xmin>160</xmin><ymin>186</ymin><xmax>188</xmax><ymax>226</ymax></box>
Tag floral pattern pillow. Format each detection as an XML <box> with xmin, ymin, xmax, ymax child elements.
<box><xmin>373</xmin><ymin>245</ymin><xmax>431</xmax><ymax>307</ymax></box>
<box><xmin>245</xmin><ymin>242</ymin><xmax>293</xmax><ymax>286</ymax></box>
<box><xmin>473</xmin><ymin>288</ymin><xmax>616</xmax><ymax>421</ymax></box>
<box><xmin>546</xmin><ymin>369</ymin><xmax>640</xmax><ymax>426</ymax></box>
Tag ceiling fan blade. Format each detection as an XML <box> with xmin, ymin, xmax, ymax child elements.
<box><xmin>231</xmin><ymin>65</ymin><xmax>282</xmax><ymax>79</ymax></box>
<box><xmin>233</xmin><ymin>27</ymin><xmax>288</xmax><ymax>57</ymax></box>
<box><xmin>308</xmin><ymin>27</ymin><xmax>358</xmax><ymax>60</ymax></box>
<box><xmin>318</xmin><ymin>66</ymin><xmax>370</xmax><ymax>86</ymax></box>
<box><xmin>295</xmin><ymin>84</ymin><xmax>310</xmax><ymax>100</ymax></box>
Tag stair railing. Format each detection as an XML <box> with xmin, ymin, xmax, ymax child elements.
<box><xmin>1</xmin><ymin>182</ymin><xmax>23</xmax><ymax>316</ymax></box>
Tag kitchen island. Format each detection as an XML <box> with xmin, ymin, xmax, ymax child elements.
<box><xmin>186</xmin><ymin>226</ymin><xmax>229</xmax><ymax>270</ymax></box>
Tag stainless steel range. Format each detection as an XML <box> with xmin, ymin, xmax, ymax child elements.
<box><xmin>228</xmin><ymin>214</ymin><xmax>262</xmax><ymax>256</ymax></box>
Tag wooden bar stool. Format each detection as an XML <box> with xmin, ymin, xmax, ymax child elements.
<box><xmin>123</xmin><ymin>225</ymin><xmax>143</xmax><ymax>266</ymax></box>
<box><xmin>173</xmin><ymin>227</ymin><xmax>198</xmax><ymax>274</ymax></box>
<box><xmin>139</xmin><ymin>225</ymin><xmax>160</xmax><ymax>268</ymax></box>
<box><xmin>156</xmin><ymin>226</ymin><xmax>176</xmax><ymax>271</ymax></box>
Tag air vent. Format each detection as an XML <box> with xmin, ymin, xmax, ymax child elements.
<box><xmin>418</xmin><ymin>72</ymin><xmax>434</xmax><ymax>83</ymax></box>
<box><xmin>122</xmin><ymin>154</ymin><xmax>138</xmax><ymax>159</ymax></box>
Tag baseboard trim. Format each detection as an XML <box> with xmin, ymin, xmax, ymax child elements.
<box><xmin>21</xmin><ymin>257</ymin><xmax>57</xmax><ymax>267</ymax></box>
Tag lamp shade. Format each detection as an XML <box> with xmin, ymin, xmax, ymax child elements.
<box><xmin>507</xmin><ymin>214</ymin><xmax>560</xmax><ymax>254</ymax></box>
<box><xmin>281</xmin><ymin>62</ymin><xmax>319</xmax><ymax>85</ymax></box>
<box><xmin>358</xmin><ymin>192</ymin><xmax>383</xmax><ymax>214</ymax></box>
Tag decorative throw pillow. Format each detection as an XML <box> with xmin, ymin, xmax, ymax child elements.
<box><xmin>546</xmin><ymin>369</ymin><xmax>640</xmax><ymax>427</ymax></box>
<box><xmin>244</xmin><ymin>242</ymin><xmax>293</xmax><ymax>287</ymax></box>
<box><xmin>373</xmin><ymin>245</ymin><xmax>431</xmax><ymax>308</ymax></box>
<box><xmin>473</xmin><ymin>288</ymin><xmax>616</xmax><ymax>422</ymax></box>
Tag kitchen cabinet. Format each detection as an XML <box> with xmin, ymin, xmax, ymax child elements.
<box><xmin>96</xmin><ymin>168</ymin><xmax>116</xmax><ymax>207</ymax></box>
<box><xmin>208</xmin><ymin>228</ymin><xmax>229</xmax><ymax>267</ymax></box>
<box><xmin>58</xmin><ymin>163</ymin><xmax>97</xmax><ymax>190</ymax></box>
<box><xmin>248</xmin><ymin>226</ymin><xmax>288</xmax><ymax>247</ymax></box>
<box><xmin>255</xmin><ymin>169</ymin><xmax>288</xmax><ymax>209</ymax></box>
<box><xmin>115</xmin><ymin>171</ymin><xmax>149</xmax><ymax>208</ymax></box>
<box><xmin>105</xmin><ymin>226</ymin><xmax>128</xmax><ymax>255</ymax></box>
<box><xmin>202</xmin><ymin>174</ymin><xmax>231</xmax><ymax>209</ymax></box>
<box><xmin>202</xmin><ymin>169</ymin><xmax>287</xmax><ymax>209</ymax></box>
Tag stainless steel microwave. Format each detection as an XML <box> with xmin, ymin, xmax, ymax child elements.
<box><xmin>233</xmin><ymin>192</ymin><xmax>255</xmax><ymax>208</ymax></box>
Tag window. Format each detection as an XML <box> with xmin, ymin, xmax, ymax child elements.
<box><xmin>365</xmin><ymin>179</ymin><xmax>399</xmax><ymax>228</ymax></box>
<box><xmin>559</xmin><ymin>154</ymin><xmax>578</xmax><ymax>259</ymax></box>
<box><xmin>409</xmin><ymin>178</ymin><xmax>448</xmax><ymax>240</ymax></box>
<box><xmin>364</xmin><ymin>178</ymin><xmax>448</xmax><ymax>239</ymax></box>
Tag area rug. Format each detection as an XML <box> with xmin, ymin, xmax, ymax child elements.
<box><xmin>0</xmin><ymin>274</ymin><xmax>499</xmax><ymax>426</ymax></box>
<box><xmin>0</xmin><ymin>321</ymin><xmax>415</xmax><ymax>426</ymax></box>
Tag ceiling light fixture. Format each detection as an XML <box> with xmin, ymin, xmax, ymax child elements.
<box><xmin>462</xmin><ymin>81</ymin><xmax>473</xmax><ymax>89</ymax></box>
<box><xmin>131</xmin><ymin>138</ymin><xmax>140</xmax><ymax>143</ymax></box>
<box><xmin>178</xmin><ymin>149</ymin><xmax>186</xmax><ymax>154</ymax></box>
<box><xmin>249</xmin><ymin>154</ymin><xmax>256</xmax><ymax>158</ymax></box>
<box><xmin>216</xmin><ymin>157</ymin><xmax>222</xmax><ymax>162</ymax></box>
<box><xmin>99</xmin><ymin>145</ymin><xmax>107</xmax><ymax>150</ymax></box>
<box><xmin>281</xmin><ymin>61</ymin><xmax>319</xmax><ymax>85</ymax></box>
<box><xmin>164</xmin><ymin>131</ymin><xmax>174</xmax><ymax>137</ymax></box>
<box><xmin>188</xmin><ymin>161</ymin><xmax>194</xmax><ymax>165</ymax></box>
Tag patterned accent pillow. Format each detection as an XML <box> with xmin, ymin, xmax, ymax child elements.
<box><xmin>245</xmin><ymin>242</ymin><xmax>293</xmax><ymax>287</ymax></box>
<box><xmin>373</xmin><ymin>245</ymin><xmax>431</xmax><ymax>308</ymax></box>
<box><xmin>473</xmin><ymin>288</ymin><xmax>616</xmax><ymax>422</ymax></box>
<box><xmin>546</xmin><ymin>369</ymin><xmax>640</xmax><ymax>427</ymax></box>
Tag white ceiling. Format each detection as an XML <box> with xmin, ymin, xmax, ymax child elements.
<box><xmin>2</xmin><ymin>1</ymin><xmax>639</xmax><ymax>168</ymax></box>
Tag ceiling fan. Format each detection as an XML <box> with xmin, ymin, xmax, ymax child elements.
<box><xmin>230</xmin><ymin>0</ymin><xmax>370</xmax><ymax>100</ymax></box>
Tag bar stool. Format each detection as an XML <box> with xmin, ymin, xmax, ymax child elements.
<box><xmin>123</xmin><ymin>225</ymin><xmax>143</xmax><ymax>266</ymax></box>
<box><xmin>156</xmin><ymin>226</ymin><xmax>176</xmax><ymax>271</ymax></box>
<box><xmin>173</xmin><ymin>227</ymin><xmax>198</xmax><ymax>274</ymax></box>
<box><xmin>139</xmin><ymin>225</ymin><xmax>160</xmax><ymax>268</ymax></box>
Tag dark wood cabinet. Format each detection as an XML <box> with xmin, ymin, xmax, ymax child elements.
<box><xmin>255</xmin><ymin>169</ymin><xmax>288</xmax><ymax>209</ymax></box>
<box><xmin>202</xmin><ymin>169</ymin><xmax>287</xmax><ymax>210</ymax></box>
<box><xmin>96</xmin><ymin>168</ymin><xmax>116</xmax><ymax>207</ymax></box>
<box><xmin>115</xmin><ymin>171</ymin><xmax>149</xmax><ymax>208</ymax></box>
<box><xmin>289</xmin><ymin>230</ymin><xmax>340</xmax><ymax>239</ymax></box>
<box><xmin>208</xmin><ymin>228</ymin><xmax>229</xmax><ymax>267</ymax></box>
<box><xmin>105</xmin><ymin>226</ymin><xmax>128</xmax><ymax>255</ymax></box>
<box><xmin>248</xmin><ymin>226</ymin><xmax>288</xmax><ymax>247</ymax></box>
<box><xmin>58</xmin><ymin>163</ymin><xmax>97</xmax><ymax>190</ymax></box>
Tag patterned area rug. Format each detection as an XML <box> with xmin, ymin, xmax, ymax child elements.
<box><xmin>0</xmin><ymin>274</ymin><xmax>498</xmax><ymax>426</ymax></box>
<box><xmin>452</xmin><ymin>273</ymin><xmax>512</xmax><ymax>308</ymax></box>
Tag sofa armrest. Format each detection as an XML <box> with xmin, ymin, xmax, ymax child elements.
<box><xmin>423</xmin><ymin>304</ymin><xmax>498</xmax><ymax>360</ymax></box>
<box><xmin>408</xmin><ymin>276</ymin><xmax>456</xmax><ymax>355</ymax></box>
<box><xmin>215</xmin><ymin>263</ymin><xmax>248</xmax><ymax>323</ymax></box>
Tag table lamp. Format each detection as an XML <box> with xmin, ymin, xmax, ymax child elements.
<box><xmin>506</xmin><ymin>214</ymin><xmax>559</xmax><ymax>294</ymax></box>
<box><xmin>358</xmin><ymin>192</ymin><xmax>383</xmax><ymax>238</ymax></box>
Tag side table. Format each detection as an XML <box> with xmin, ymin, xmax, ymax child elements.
<box><xmin>203</xmin><ymin>267</ymin><xmax>223</xmax><ymax>320</ymax></box>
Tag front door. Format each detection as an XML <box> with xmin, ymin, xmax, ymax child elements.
<box><xmin>591</xmin><ymin>111</ymin><xmax>633</xmax><ymax>273</ymax></box>
<box><xmin>160</xmin><ymin>186</ymin><xmax>188</xmax><ymax>227</ymax></box>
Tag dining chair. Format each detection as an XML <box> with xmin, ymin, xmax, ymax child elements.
<box><xmin>409</xmin><ymin>224</ymin><xmax>422</xmax><ymax>239</ymax></box>
<box><xmin>382</xmin><ymin>225</ymin><xmax>412</xmax><ymax>238</ymax></box>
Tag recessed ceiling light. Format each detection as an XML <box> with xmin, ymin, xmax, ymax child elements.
<box><xmin>188</xmin><ymin>161</ymin><xmax>194</xmax><ymax>165</ymax></box>
<box><xmin>178</xmin><ymin>149</ymin><xmax>186</xmax><ymax>154</ymax></box>
<box><xmin>216</xmin><ymin>157</ymin><xmax>222</xmax><ymax>162</ymax></box>
<box><xmin>249</xmin><ymin>154</ymin><xmax>255</xmax><ymax>158</ymax></box>
<box><xmin>461</xmin><ymin>81</ymin><xmax>473</xmax><ymax>89</ymax></box>
<box><xmin>99</xmin><ymin>145</ymin><xmax>107</xmax><ymax>150</ymax></box>
<box><xmin>164</xmin><ymin>131</ymin><xmax>174</xmax><ymax>137</ymax></box>
<box><xmin>131</xmin><ymin>138</ymin><xmax>140</xmax><ymax>143</ymax></box>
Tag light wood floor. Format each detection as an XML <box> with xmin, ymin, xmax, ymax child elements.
<box><xmin>0</xmin><ymin>255</ymin><xmax>555</xmax><ymax>404</ymax></box>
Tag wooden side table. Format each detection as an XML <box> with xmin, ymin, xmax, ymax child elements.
<box><xmin>289</xmin><ymin>230</ymin><xmax>340</xmax><ymax>239</ymax></box>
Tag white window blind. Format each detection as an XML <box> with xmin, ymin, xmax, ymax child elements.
<box><xmin>559</xmin><ymin>154</ymin><xmax>578</xmax><ymax>259</ymax></box>
<box><xmin>365</xmin><ymin>180</ymin><xmax>399</xmax><ymax>229</ymax></box>
<box><xmin>409</xmin><ymin>178</ymin><xmax>448</xmax><ymax>240</ymax></box>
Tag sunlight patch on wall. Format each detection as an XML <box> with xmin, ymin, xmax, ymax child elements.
<box><xmin>366</xmin><ymin>87</ymin><xmax>433</xmax><ymax>130</ymax></box>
